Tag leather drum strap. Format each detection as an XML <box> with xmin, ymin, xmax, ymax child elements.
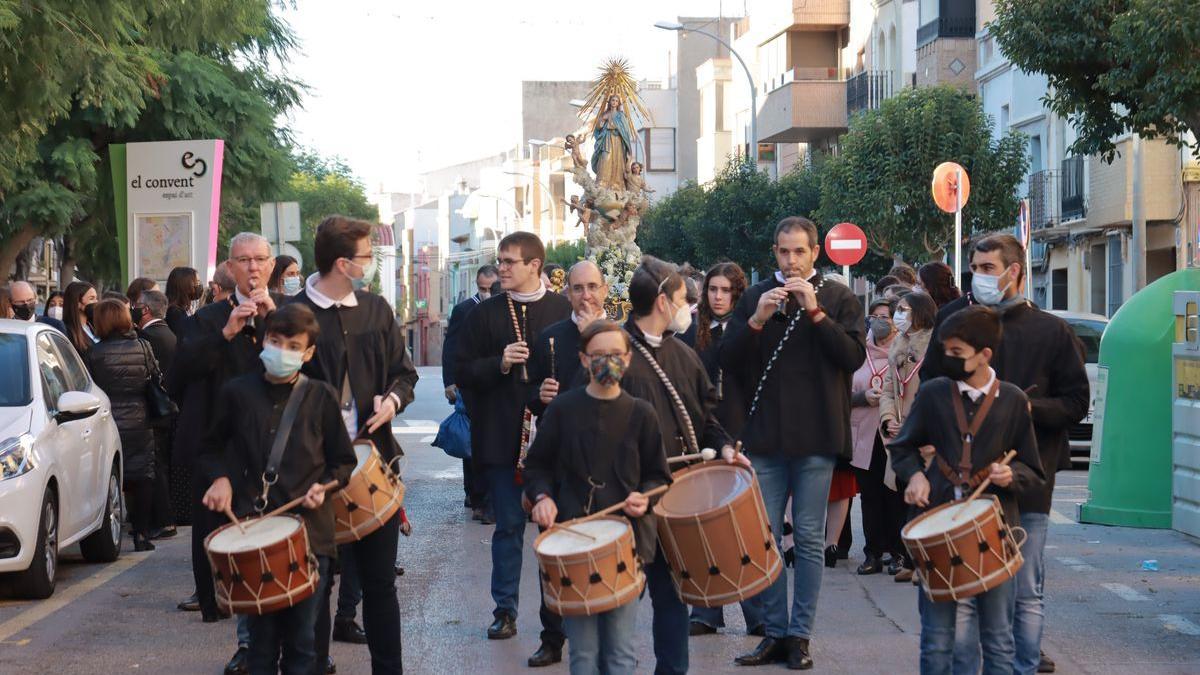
<box><xmin>946</xmin><ymin>380</ymin><xmax>999</xmax><ymax>486</ymax></box>
<box><xmin>265</xmin><ymin>375</ymin><xmax>310</xmax><ymax>483</ymax></box>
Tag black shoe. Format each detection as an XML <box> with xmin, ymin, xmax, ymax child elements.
<box><xmin>201</xmin><ymin>607</ymin><xmax>229</xmax><ymax>623</ymax></box>
<box><xmin>464</xmin><ymin>496</ymin><xmax>472</xmax><ymax>508</ymax></box>
<box><xmin>689</xmin><ymin>621</ymin><xmax>717</xmax><ymax>636</ymax></box>
<box><xmin>177</xmin><ymin>593</ymin><xmax>200</xmax><ymax>612</ymax></box>
<box><xmin>823</xmin><ymin>545</ymin><xmax>838</xmax><ymax>568</ymax></box>
<box><xmin>527</xmin><ymin>643</ymin><xmax>562</xmax><ymax>667</ymax></box>
<box><xmin>223</xmin><ymin>646</ymin><xmax>248</xmax><ymax>675</ymax></box>
<box><xmin>487</xmin><ymin>612</ymin><xmax>517</xmax><ymax>640</ymax></box>
<box><xmin>149</xmin><ymin>526</ymin><xmax>177</xmax><ymax>540</ymax></box>
<box><xmin>326</xmin><ymin>656</ymin><xmax>337</xmax><ymax>674</ymax></box>
<box><xmin>748</xmin><ymin>624</ymin><xmax>766</xmax><ymax>637</ymax></box>
<box><xmin>1038</xmin><ymin>651</ymin><xmax>1056</xmax><ymax>673</ymax></box>
<box><xmin>836</xmin><ymin>548</ymin><xmax>849</xmax><ymax>560</ymax></box>
<box><xmin>133</xmin><ymin>533</ymin><xmax>156</xmax><ymax>552</ymax></box>
<box><xmin>857</xmin><ymin>555</ymin><xmax>883</xmax><ymax>575</ymax></box>
<box><xmin>785</xmin><ymin>637</ymin><xmax>813</xmax><ymax>670</ymax></box>
<box><xmin>395</xmin><ymin>564</ymin><xmax>405</xmax><ymax>576</ymax></box>
<box><xmin>783</xmin><ymin>546</ymin><xmax>795</xmax><ymax>567</ymax></box>
<box><xmin>333</xmin><ymin>617</ymin><xmax>368</xmax><ymax>644</ymax></box>
<box><xmin>735</xmin><ymin>637</ymin><xmax>789</xmax><ymax>666</ymax></box>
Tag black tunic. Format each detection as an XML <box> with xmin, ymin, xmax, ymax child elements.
<box><xmin>290</xmin><ymin>289</ymin><xmax>419</xmax><ymax>462</ymax></box>
<box><xmin>919</xmin><ymin>296</ymin><xmax>1089</xmax><ymax>513</ymax></box>
<box><xmin>523</xmin><ymin>389</ymin><xmax>671</xmax><ymax>561</ymax></box>
<box><xmin>456</xmin><ymin>291</ymin><xmax>572</xmax><ymax>467</ymax></box>
<box><xmin>199</xmin><ymin>374</ymin><xmax>357</xmax><ymax>557</ymax></box>
<box><xmin>720</xmin><ymin>274</ymin><xmax>866</xmax><ymax>459</ymax></box>
<box><xmin>691</xmin><ymin>321</ymin><xmax>749</xmax><ymax>438</ymax></box>
<box><xmin>442</xmin><ymin>294</ymin><xmax>482</xmax><ymax>389</ymax></box>
<box><xmin>527</xmin><ymin>317</ymin><xmax>583</xmax><ymax>417</ymax></box>
<box><xmin>888</xmin><ymin>377</ymin><xmax>1045</xmax><ymax>526</ymax></box>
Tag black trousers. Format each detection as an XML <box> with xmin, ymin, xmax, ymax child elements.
<box><xmin>462</xmin><ymin>458</ymin><xmax>487</xmax><ymax>507</ymax></box>
<box><xmin>150</xmin><ymin>428</ymin><xmax>174</xmax><ymax>530</ymax></box>
<box><xmin>854</xmin><ymin>435</ymin><xmax>906</xmax><ymax>559</ymax></box>
<box><xmin>190</xmin><ymin>467</ymin><xmax>223</xmax><ymax>613</ymax></box>
<box><xmin>125</xmin><ymin>477</ymin><xmax>154</xmax><ymax>536</ymax></box>
<box><xmin>316</xmin><ymin>513</ymin><xmax>403</xmax><ymax>673</ymax></box>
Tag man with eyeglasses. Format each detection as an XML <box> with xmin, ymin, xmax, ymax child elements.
<box><xmin>528</xmin><ymin>260</ymin><xmax>608</xmax><ymax>418</ymax></box>
<box><xmin>174</xmin><ymin>232</ymin><xmax>282</xmax><ymax>675</ymax></box>
<box><xmin>9</xmin><ymin>280</ymin><xmax>66</xmax><ymax>333</ymax></box>
<box><xmin>456</xmin><ymin>231</ymin><xmax>571</xmax><ymax>661</ymax></box>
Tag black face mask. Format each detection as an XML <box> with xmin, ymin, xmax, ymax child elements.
<box><xmin>942</xmin><ymin>353</ymin><xmax>975</xmax><ymax>382</ymax></box>
<box><xmin>130</xmin><ymin>306</ymin><xmax>145</xmax><ymax>326</ymax></box>
<box><xmin>12</xmin><ymin>303</ymin><xmax>34</xmax><ymax>321</ymax></box>
<box><xmin>83</xmin><ymin>302</ymin><xmax>96</xmax><ymax>324</ymax></box>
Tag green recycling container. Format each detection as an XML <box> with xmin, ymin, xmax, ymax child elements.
<box><xmin>1081</xmin><ymin>268</ymin><xmax>1200</xmax><ymax>528</ymax></box>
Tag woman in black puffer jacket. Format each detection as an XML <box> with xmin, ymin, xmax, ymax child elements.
<box><xmin>87</xmin><ymin>299</ymin><xmax>162</xmax><ymax>551</ymax></box>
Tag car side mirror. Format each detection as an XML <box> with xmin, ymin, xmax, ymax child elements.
<box><xmin>56</xmin><ymin>391</ymin><xmax>101</xmax><ymax>424</ymax></box>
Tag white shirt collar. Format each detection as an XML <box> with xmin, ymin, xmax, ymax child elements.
<box><xmin>234</xmin><ymin>287</ymin><xmax>252</xmax><ymax>308</ymax></box>
<box><xmin>956</xmin><ymin>367</ymin><xmax>998</xmax><ymax>403</ymax></box>
<box><xmin>143</xmin><ymin>318</ymin><xmax>165</xmax><ymax>329</ymax></box>
<box><xmin>642</xmin><ymin>332</ymin><xmax>663</xmax><ymax>348</ymax></box>
<box><xmin>305</xmin><ymin>273</ymin><xmax>358</xmax><ymax>309</ymax></box>
<box><xmin>508</xmin><ymin>282</ymin><xmax>547</xmax><ymax>304</ymax></box>
<box><xmin>710</xmin><ymin>319</ymin><xmax>727</xmax><ymax>329</ymax></box>
<box><xmin>774</xmin><ymin>269</ymin><xmax>817</xmax><ymax>285</ymax></box>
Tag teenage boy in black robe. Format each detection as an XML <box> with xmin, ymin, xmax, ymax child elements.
<box><xmin>290</xmin><ymin>215</ymin><xmax>418</xmax><ymax>675</ymax></box>
<box><xmin>524</xmin><ymin>319</ymin><xmax>672</xmax><ymax>675</ymax></box>
<box><xmin>200</xmin><ymin>303</ymin><xmax>357</xmax><ymax>675</ymax></box>
<box><xmin>528</xmin><ymin>260</ymin><xmax>608</xmax><ymax>417</ymax></box>
<box><xmin>456</xmin><ymin>231</ymin><xmax>571</xmax><ymax>665</ymax></box>
<box><xmin>889</xmin><ymin>304</ymin><xmax>1044</xmax><ymax>675</ymax></box>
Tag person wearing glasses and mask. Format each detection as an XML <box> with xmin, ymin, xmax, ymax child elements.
<box><xmin>10</xmin><ymin>281</ymin><xmax>66</xmax><ymax>333</ymax></box>
<box><xmin>456</xmin><ymin>231</ymin><xmax>571</xmax><ymax>658</ymax></box>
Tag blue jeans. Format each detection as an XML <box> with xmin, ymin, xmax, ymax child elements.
<box><xmin>1013</xmin><ymin>512</ymin><xmax>1049</xmax><ymax>674</ymax></box>
<box><xmin>754</xmin><ymin>453</ymin><xmax>835</xmax><ymax>639</ymax></box>
<box><xmin>237</xmin><ymin>614</ymin><xmax>250</xmax><ymax>648</ymax></box>
<box><xmin>247</xmin><ymin>556</ymin><xmax>330</xmax><ymax>675</ymax></box>
<box><xmin>646</xmin><ymin>552</ymin><xmax>688</xmax><ymax>674</ymax></box>
<box><xmin>922</xmin><ymin>579</ymin><xmax>1016</xmax><ymax>675</ymax></box>
<box><xmin>484</xmin><ymin>466</ymin><xmax>526</xmax><ymax>617</ymax></box>
<box><xmin>689</xmin><ymin>596</ymin><xmax>763</xmax><ymax>632</ymax></box>
<box><xmin>562</xmin><ymin>599</ymin><xmax>639</xmax><ymax>675</ymax></box>
<box><xmin>335</xmin><ymin>544</ymin><xmax>361</xmax><ymax>621</ymax></box>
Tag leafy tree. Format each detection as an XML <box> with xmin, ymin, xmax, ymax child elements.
<box><xmin>991</xmin><ymin>0</ymin><xmax>1200</xmax><ymax>162</ymax></box>
<box><xmin>282</xmin><ymin>150</ymin><xmax>378</xmax><ymax>274</ymax></box>
<box><xmin>816</xmin><ymin>86</ymin><xmax>1028</xmax><ymax>264</ymax></box>
<box><xmin>545</xmin><ymin>239</ymin><xmax>586</xmax><ymax>269</ymax></box>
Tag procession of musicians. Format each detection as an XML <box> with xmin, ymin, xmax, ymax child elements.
<box><xmin>171</xmin><ymin>212</ymin><xmax>1086</xmax><ymax>675</ymax></box>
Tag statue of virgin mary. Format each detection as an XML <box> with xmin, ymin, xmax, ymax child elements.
<box><xmin>591</xmin><ymin>95</ymin><xmax>634</xmax><ymax>191</ymax></box>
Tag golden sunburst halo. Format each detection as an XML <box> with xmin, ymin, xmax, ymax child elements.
<box><xmin>580</xmin><ymin>57</ymin><xmax>653</xmax><ymax>133</ymax></box>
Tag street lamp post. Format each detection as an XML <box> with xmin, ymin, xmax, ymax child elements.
<box><xmin>655</xmin><ymin>20</ymin><xmax>757</xmax><ymax>165</ymax></box>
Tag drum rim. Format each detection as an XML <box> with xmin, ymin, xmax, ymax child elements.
<box><xmin>901</xmin><ymin>495</ymin><xmax>1004</xmax><ymax>543</ymax></box>
<box><xmin>652</xmin><ymin>461</ymin><xmax>756</xmax><ymax>520</ymax></box>
<box><xmin>204</xmin><ymin>513</ymin><xmax>306</xmax><ymax>554</ymax></box>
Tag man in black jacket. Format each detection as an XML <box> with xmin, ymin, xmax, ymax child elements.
<box><xmin>135</xmin><ymin>290</ymin><xmax>178</xmax><ymax>539</ymax></box>
<box><xmin>919</xmin><ymin>234</ymin><xmax>1088</xmax><ymax>675</ymax></box>
<box><xmin>174</xmin><ymin>232</ymin><xmax>279</xmax><ymax>675</ymax></box>
<box><xmin>442</xmin><ymin>264</ymin><xmax>498</xmax><ymax>520</ymax></box>
<box><xmin>528</xmin><ymin>260</ymin><xmax>608</xmax><ymax>417</ymax></box>
<box><xmin>721</xmin><ymin>217</ymin><xmax>866</xmax><ymax>670</ymax></box>
<box><xmin>10</xmin><ymin>281</ymin><xmax>67</xmax><ymax>333</ymax></box>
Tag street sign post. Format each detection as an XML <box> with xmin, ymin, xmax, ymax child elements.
<box><xmin>932</xmin><ymin>162</ymin><xmax>971</xmax><ymax>287</ymax></box>
<box><xmin>826</xmin><ymin>222</ymin><xmax>868</xmax><ymax>284</ymax></box>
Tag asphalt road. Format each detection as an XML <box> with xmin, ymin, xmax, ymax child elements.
<box><xmin>1</xmin><ymin>366</ymin><xmax>1198</xmax><ymax>674</ymax></box>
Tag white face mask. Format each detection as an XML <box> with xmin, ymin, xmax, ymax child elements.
<box><xmin>893</xmin><ymin>310</ymin><xmax>911</xmax><ymax>334</ymax></box>
<box><xmin>667</xmin><ymin>298</ymin><xmax>692</xmax><ymax>334</ymax></box>
<box><xmin>971</xmin><ymin>270</ymin><xmax>1012</xmax><ymax>306</ymax></box>
<box><xmin>47</xmin><ymin>306</ymin><xmax>63</xmax><ymax>321</ymax></box>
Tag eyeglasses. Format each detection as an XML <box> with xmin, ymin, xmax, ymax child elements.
<box><xmin>496</xmin><ymin>258</ymin><xmax>529</xmax><ymax>268</ymax></box>
<box><xmin>344</xmin><ymin>254</ymin><xmax>374</xmax><ymax>262</ymax></box>
<box><xmin>232</xmin><ymin>255</ymin><xmax>272</xmax><ymax>266</ymax></box>
<box><xmin>570</xmin><ymin>283</ymin><xmax>604</xmax><ymax>293</ymax></box>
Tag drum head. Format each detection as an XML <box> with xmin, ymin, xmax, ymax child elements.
<box><xmin>906</xmin><ymin>499</ymin><xmax>993</xmax><ymax>539</ymax></box>
<box><xmin>209</xmin><ymin>515</ymin><xmax>301</xmax><ymax>554</ymax></box>
<box><xmin>658</xmin><ymin>464</ymin><xmax>750</xmax><ymax>515</ymax></box>
<box><xmin>536</xmin><ymin>519</ymin><xmax>628</xmax><ymax>556</ymax></box>
<box><xmin>351</xmin><ymin>442</ymin><xmax>374</xmax><ymax>476</ymax></box>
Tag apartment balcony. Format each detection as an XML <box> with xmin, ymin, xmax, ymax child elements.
<box><xmin>846</xmin><ymin>71</ymin><xmax>893</xmax><ymax>116</ymax></box>
<box><xmin>917</xmin><ymin>16</ymin><xmax>976</xmax><ymax>47</ymax></box>
<box><xmin>759</xmin><ymin>68</ymin><xmax>848</xmax><ymax>144</ymax></box>
<box><xmin>1061</xmin><ymin>156</ymin><xmax>1087</xmax><ymax>221</ymax></box>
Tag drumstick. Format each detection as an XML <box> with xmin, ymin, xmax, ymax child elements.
<box><xmin>575</xmin><ymin>484</ymin><xmax>671</xmax><ymax>523</ymax></box>
<box><xmin>667</xmin><ymin>448</ymin><xmax>717</xmax><ymax>465</ymax></box>
<box><xmin>551</xmin><ymin>522</ymin><xmax>597</xmax><ymax>542</ymax></box>
<box><xmin>222</xmin><ymin>506</ymin><xmax>247</xmax><ymax>534</ymax></box>
<box><xmin>257</xmin><ymin>480</ymin><xmax>341</xmax><ymax>521</ymax></box>
<box><xmin>952</xmin><ymin>450</ymin><xmax>1018</xmax><ymax>521</ymax></box>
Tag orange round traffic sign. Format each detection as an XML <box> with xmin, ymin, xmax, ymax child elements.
<box><xmin>932</xmin><ymin>162</ymin><xmax>970</xmax><ymax>213</ymax></box>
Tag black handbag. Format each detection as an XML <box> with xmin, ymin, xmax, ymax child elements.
<box><xmin>139</xmin><ymin>339</ymin><xmax>178</xmax><ymax>418</ymax></box>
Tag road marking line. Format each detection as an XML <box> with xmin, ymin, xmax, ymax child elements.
<box><xmin>0</xmin><ymin>552</ymin><xmax>151</xmax><ymax>642</ymax></box>
<box><xmin>1048</xmin><ymin>508</ymin><xmax>1075</xmax><ymax>525</ymax></box>
<box><xmin>392</xmin><ymin>426</ymin><xmax>439</xmax><ymax>435</ymax></box>
<box><xmin>1102</xmin><ymin>582</ymin><xmax>1149</xmax><ymax>602</ymax></box>
<box><xmin>1055</xmin><ymin>556</ymin><xmax>1096</xmax><ymax>572</ymax></box>
<box><xmin>419</xmin><ymin>435</ymin><xmax>435</xmax><ymax>443</ymax></box>
<box><xmin>398</xmin><ymin>419</ymin><xmax>437</xmax><ymax>427</ymax></box>
<box><xmin>1159</xmin><ymin>614</ymin><xmax>1200</xmax><ymax>636</ymax></box>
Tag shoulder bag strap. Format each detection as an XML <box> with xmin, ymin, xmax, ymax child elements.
<box><xmin>264</xmin><ymin>374</ymin><xmax>310</xmax><ymax>482</ymax></box>
<box><xmin>629</xmin><ymin>337</ymin><xmax>699</xmax><ymax>455</ymax></box>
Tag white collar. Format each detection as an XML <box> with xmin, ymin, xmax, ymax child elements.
<box><xmin>642</xmin><ymin>332</ymin><xmax>663</xmax><ymax>348</ymax></box>
<box><xmin>508</xmin><ymin>282</ymin><xmax>547</xmax><ymax>304</ymax></box>
<box><xmin>234</xmin><ymin>287</ymin><xmax>253</xmax><ymax>308</ymax></box>
<box><xmin>143</xmin><ymin>318</ymin><xmax>165</xmax><ymax>329</ymax></box>
<box><xmin>774</xmin><ymin>269</ymin><xmax>817</xmax><ymax>284</ymax></box>
<box><xmin>305</xmin><ymin>273</ymin><xmax>358</xmax><ymax>309</ymax></box>
<box><xmin>956</xmin><ymin>367</ymin><xmax>998</xmax><ymax>403</ymax></box>
<box><xmin>710</xmin><ymin>319</ymin><xmax>727</xmax><ymax>329</ymax></box>
<box><xmin>570</xmin><ymin>311</ymin><xmax>584</xmax><ymax>327</ymax></box>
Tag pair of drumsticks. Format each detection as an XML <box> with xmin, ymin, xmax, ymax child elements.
<box><xmin>222</xmin><ymin>479</ymin><xmax>342</xmax><ymax>534</ymax></box>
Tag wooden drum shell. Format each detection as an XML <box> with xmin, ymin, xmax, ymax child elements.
<box><xmin>204</xmin><ymin>515</ymin><xmax>320</xmax><ymax>616</ymax></box>
<box><xmin>534</xmin><ymin>517</ymin><xmax>645</xmax><ymax>617</ymax></box>
<box><xmin>332</xmin><ymin>441</ymin><xmax>405</xmax><ymax>545</ymax></box>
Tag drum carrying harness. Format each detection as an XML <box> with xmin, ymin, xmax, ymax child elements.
<box><xmin>256</xmin><ymin>374</ymin><xmax>311</xmax><ymax>513</ymax></box>
<box><xmin>936</xmin><ymin>380</ymin><xmax>1000</xmax><ymax>497</ymax></box>
<box><xmin>629</xmin><ymin>336</ymin><xmax>700</xmax><ymax>456</ymax></box>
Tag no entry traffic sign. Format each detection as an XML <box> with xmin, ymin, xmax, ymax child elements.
<box><xmin>825</xmin><ymin>222</ymin><xmax>868</xmax><ymax>267</ymax></box>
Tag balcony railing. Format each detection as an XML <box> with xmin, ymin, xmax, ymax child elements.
<box><xmin>846</xmin><ymin>71</ymin><xmax>893</xmax><ymax>116</ymax></box>
<box><xmin>917</xmin><ymin>16</ymin><xmax>976</xmax><ymax>47</ymax></box>
<box><xmin>1061</xmin><ymin>156</ymin><xmax>1086</xmax><ymax>221</ymax></box>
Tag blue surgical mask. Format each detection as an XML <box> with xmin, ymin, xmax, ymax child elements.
<box><xmin>260</xmin><ymin>344</ymin><xmax>306</xmax><ymax>379</ymax></box>
<box><xmin>282</xmin><ymin>276</ymin><xmax>302</xmax><ymax>296</ymax></box>
<box><xmin>348</xmin><ymin>257</ymin><xmax>377</xmax><ymax>291</ymax></box>
<box><xmin>970</xmin><ymin>271</ymin><xmax>1011</xmax><ymax>306</ymax></box>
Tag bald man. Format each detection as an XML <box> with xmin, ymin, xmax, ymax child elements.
<box><xmin>10</xmin><ymin>281</ymin><xmax>66</xmax><ymax>333</ymax></box>
<box><xmin>527</xmin><ymin>260</ymin><xmax>609</xmax><ymax>417</ymax></box>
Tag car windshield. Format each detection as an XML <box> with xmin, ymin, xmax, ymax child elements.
<box><xmin>0</xmin><ymin>334</ymin><xmax>30</xmax><ymax>406</ymax></box>
<box><xmin>1068</xmin><ymin>319</ymin><xmax>1106</xmax><ymax>364</ymax></box>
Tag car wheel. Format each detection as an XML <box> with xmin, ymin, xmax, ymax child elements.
<box><xmin>81</xmin><ymin>464</ymin><xmax>123</xmax><ymax>563</ymax></box>
<box><xmin>13</xmin><ymin>491</ymin><xmax>58</xmax><ymax>599</ymax></box>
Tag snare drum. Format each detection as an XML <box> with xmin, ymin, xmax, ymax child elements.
<box><xmin>902</xmin><ymin>495</ymin><xmax>1025</xmax><ymax>602</ymax></box>
<box><xmin>653</xmin><ymin>462</ymin><xmax>782</xmax><ymax>607</ymax></box>
<box><xmin>205</xmin><ymin>515</ymin><xmax>320</xmax><ymax>615</ymax></box>
<box><xmin>534</xmin><ymin>517</ymin><xmax>645</xmax><ymax>617</ymax></box>
<box><xmin>333</xmin><ymin>441</ymin><xmax>405</xmax><ymax>544</ymax></box>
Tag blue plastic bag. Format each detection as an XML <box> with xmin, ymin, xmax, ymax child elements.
<box><xmin>433</xmin><ymin>398</ymin><xmax>472</xmax><ymax>459</ymax></box>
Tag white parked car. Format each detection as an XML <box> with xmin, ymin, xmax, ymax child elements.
<box><xmin>1047</xmin><ymin>310</ymin><xmax>1108</xmax><ymax>467</ymax></box>
<box><xmin>0</xmin><ymin>320</ymin><xmax>123</xmax><ymax>598</ymax></box>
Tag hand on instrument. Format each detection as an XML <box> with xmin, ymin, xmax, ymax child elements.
<box><xmin>988</xmin><ymin>461</ymin><xmax>1014</xmax><ymax>488</ymax></box>
<box><xmin>365</xmin><ymin>394</ymin><xmax>398</xmax><ymax>434</ymax></box>
<box><xmin>753</xmin><ymin>288</ymin><xmax>786</xmax><ymax>325</ymax></box>
<box><xmin>865</xmin><ymin>387</ymin><xmax>882</xmax><ymax>406</ymax></box>
<box><xmin>539</xmin><ymin>378</ymin><xmax>560</xmax><ymax>405</ymax></box>
<box><xmin>202</xmin><ymin>477</ymin><xmax>233</xmax><ymax>513</ymax></box>
<box><xmin>904</xmin><ymin>472</ymin><xmax>931</xmax><ymax>508</ymax></box>
<box><xmin>502</xmin><ymin>341</ymin><xmax>529</xmax><ymax>371</ymax></box>
<box><xmin>444</xmin><ymin>384</ymin><xmax>458</xmax><ymax>404</ymax></box>
<box><xmin>885</xmin><ymin>420</ymin><xmax>901</xmax><ymax>438</ymax></box>
<box><xmin>782</xmin><ymin>277</ymin><xmax>819</xmax><ymax>311</ymax></box>
<box><xmin>300</xmin><ymin>482</ymin><xmax>327</xmax><ymax>509</ymax></box>
<box><xmin>248</xmin><ymin>284</ymin><xmax>276</xmax><ymax>317</ymax></box>
<box><xmin>531</xmin><ymin>495</ymin><xmax>558</xmax><ymax>529</ymax></box>
<box><xmin>221</xmin><ymin>303</ymin><xmax>258</xmax><ymax>340</ymax></box>
<box><xmin>623</xmin><ymin>491</ymin><xmax>649</xmax><ymax>518</ymax></box>
<box><xmin>722</xmin><ymin>445</ymin><xmax>752</xmax><ymax>469</ymax></box>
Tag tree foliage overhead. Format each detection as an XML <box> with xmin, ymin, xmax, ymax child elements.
<box><xmin>990</xmin><ymin>0</ymin><xmax>1200</xmax><ymax>162</ymax></box>
<box><xmin>816</xmin><ymin>86</ymin><xmax>1028</xmax><ymax>263</ymax></box>
<box><xmin>282</xmin><ymin>150</ymin><xmax>378</xmax><ymax>275</ymax></box>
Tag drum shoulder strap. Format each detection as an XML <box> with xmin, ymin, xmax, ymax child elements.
<box><xmin>629</xmin><ymin>337</ymin><xmax>699</xmax><ymax>455</ymax></box>
<box><xmin>266</xmin><ymin>374</ymin><xmax>310</xmax><ymax>479</ymax></box>
<box><xmin>947</xmin><ymin>380</ymin><xmax>999</xmax><ymax>476</ymax></box>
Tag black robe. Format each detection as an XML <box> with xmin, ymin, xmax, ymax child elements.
<box><xmin>720</xmin><ymin>274</ymin><xmax>866</xmax><ymax>459</ymax></box>
<box><xmin>289</xmin><ymin>289</ymin><xmax>419</xmax><ymax>462</ymax></box>
<box><xmin>527</xmin><ymin>317</ymin><xmax>584</xmax><ymax>417</ymax></box>
<box><xmin>691</xmin><ymin>320</ymin><xmax>749</xmax><ymax>438</ymax></box>
<box><xmin>442</xmin><ymin>294</ymin><xmax>482</xmax><ymax>389</ymax></box>
<box><xmin>456</xmin><ymin>291</ymin><xmax>572</xmax><ymax>467</ymax></box>
<box><xmin>919</xmin><ymin>295</ymin><xmax>1089</xmax><ymax>513</ymax></box>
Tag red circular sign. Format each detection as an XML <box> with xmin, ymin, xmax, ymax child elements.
<box><xmin>825</xmin><ymin>222</ymin><xmax>868</xmax><ymax>266</ymax></box>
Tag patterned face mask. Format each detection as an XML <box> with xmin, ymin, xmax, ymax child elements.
<box><xmin>587</xmin><ymin>354</ymin><xmax>627</xmax><ymax>386</ymax></box>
